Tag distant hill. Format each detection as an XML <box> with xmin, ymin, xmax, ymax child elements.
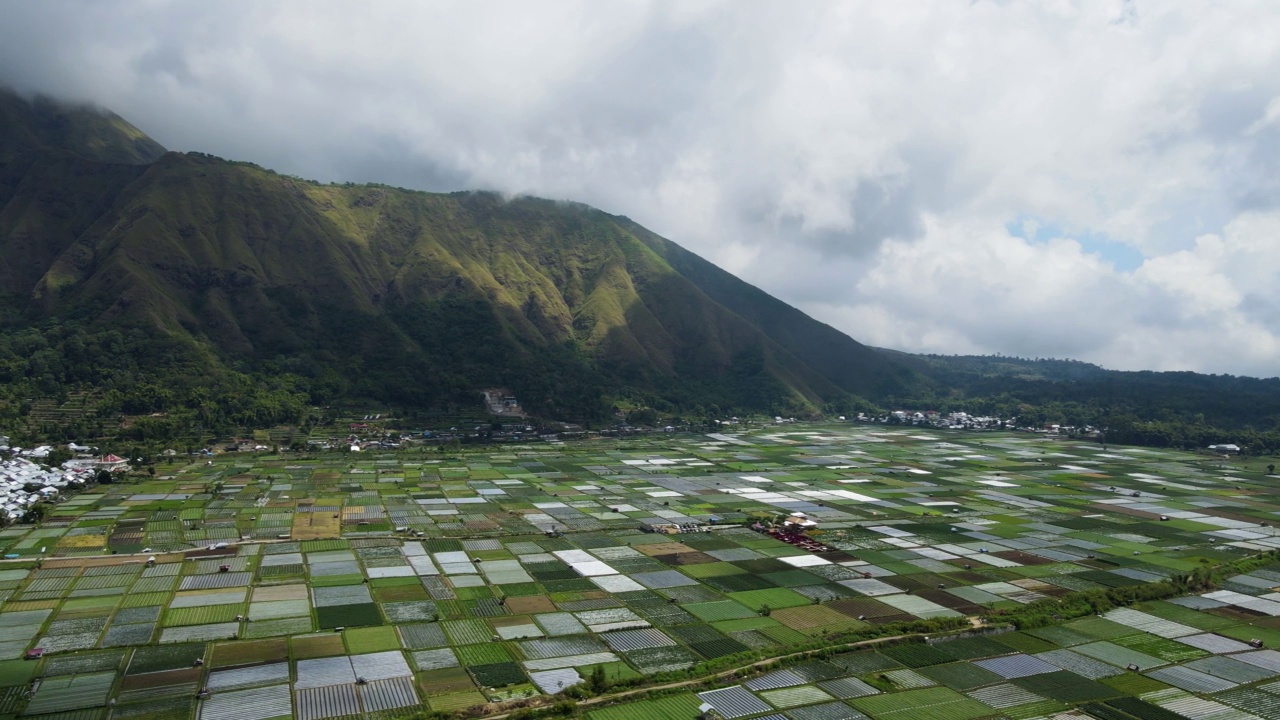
<box><xmin>0</xmin><ymin>90</ymin><xmax>917</xmax><ymax>424</ymax></box>
<box><xmin>877</xmin><ymin>350</ymin><xmax>1280</xmax><ymax>436</ymax></box>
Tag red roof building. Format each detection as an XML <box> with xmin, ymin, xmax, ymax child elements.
<box><xmin>96</xmin><ymin>454</ymin><xmax>130</xmax><ymax>471</ymax></box>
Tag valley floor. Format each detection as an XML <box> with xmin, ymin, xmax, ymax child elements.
<box><xmin>1</xmin><ymin>425</ymin><xmax>1278</xmax><ymax>720</ymax></box>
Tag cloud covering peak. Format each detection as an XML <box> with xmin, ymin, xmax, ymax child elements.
<box><xmin>3</xmin><ymin>1</ymin><xmax>1278</xmax><ymax>377</ymax></box>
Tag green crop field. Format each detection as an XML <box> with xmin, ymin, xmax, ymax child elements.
<box><xmin>587</xmin><ymin>692</ymin><xmax>703</xmax><ymax>720</ymax></box>
<box><xmin>315</xmin><ymin>602</ymin><xmax>381</xmax><ymax>629</ymax></box>
<box><xmin>850</xmin><ymin>687</ymin><xmax>994</xmax><ymax>720</ymax></box>
<box><xmin>0</xmin><ymin>423</ymin><xmax>1277</xmax><ymax>719</ymax></box>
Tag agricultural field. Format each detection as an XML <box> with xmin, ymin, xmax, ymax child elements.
<box><xmin>0</xmin><ymin>424</ymin><xmax>1279</xmax><ymax>719</ymax></box>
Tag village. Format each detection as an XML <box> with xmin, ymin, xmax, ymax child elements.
<box><xmin>854</xmin><ymin>409</ymin><xmax>1121</xmax><ymax>438</ymax></box>
<box><xmin>0</xmin><ymin>434</ymin><xmax>132</xmax><ymax>524</ymax></box>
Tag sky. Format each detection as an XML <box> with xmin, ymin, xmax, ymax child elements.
<box><xmin>2</xmin><ymin>0</ymin><xmax>1279</xmax><ymax>378</ymax></box>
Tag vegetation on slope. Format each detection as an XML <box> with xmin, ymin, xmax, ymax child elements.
<box><xmin>0</xmin><ymin>86</ymin><xmax>165</xmax><ymax>164</ymax></box>
<box><xmin>880</xmin><ymin>351</ymin><xmax>1280</xmax><ymax>452</ymax></box>
<box><xmin>2</xmin><ymin>87</ymin><xmax>1276</xmax><ymax>447</ymax></box>
<box><xmin>0</xmin><ymin>91</ymin><xmax>910</xmax><ymax>429</ymax></box>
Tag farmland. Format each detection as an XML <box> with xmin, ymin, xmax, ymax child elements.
<box><xmin>1</xmin><ymin>424</ymin><xmax>1279</xmax><ymax>719</ymax></box>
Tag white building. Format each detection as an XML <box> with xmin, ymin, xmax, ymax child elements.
<box><xmin>0</xmin><ymin>457</ymin><xmax>89</xmax><ymax>522</ymax></box>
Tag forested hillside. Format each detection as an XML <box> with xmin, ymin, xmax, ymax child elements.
<box><xmin>2</xmin><ymin>87</ymin><xmax>1275</xmax><ymax>451</ymax></box>
<box><xmin>879</xmin><ymin>352</ymin><xmax>1280</xmax><ymax>451</ymax></box>
<box><xmin>0</xmin><ymin>89</ymin><xmax>913</xmax><ymax>439</ymax></box>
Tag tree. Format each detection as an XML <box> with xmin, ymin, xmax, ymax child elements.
<box><xmin>44</xmin><ymin>447</ymin><xmax>72</xmax><ymax>467</ymax></box>
<box><xmin>587</xmin><ymin>665</ymin><xmax>608</xmax><ymax>693</ymax></box>
<box><xmin>95</xmin><ymin>469</ymin><xmax>115</xmax><ymax>485</ymax></box>
<box><xmin>1269</xmin><ymin>464</ymin><xmax>1276</xmax><ymax>475</ymax></box>
<box><xmin>21</xmin><ymin>503</ymin><xmax>48</xmax><ymax>524</ymax></box>
<box><xmin>625</xmin><ymin>408</ymin><xmax>659</xmax><ymax>427</ymax></box>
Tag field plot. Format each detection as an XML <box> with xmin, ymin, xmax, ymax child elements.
<box><xmin>699</xmin><ymin>685</ymin><xmax>774</xmax><ymax>718</ymax></box>
<box><xmin>586</xmin><ymin>692</ymin><xmax>703</xmax><ymax>720</ymax></box>
<box><xmin>24</xmin><ymin>670</ymin><xmax>115</xmax><ymax>714</ymax></box>
<box><xmin>849</xmin><ymin>686</ymin><xmax>994</xmax><ymax>720</ymax></box>
<box><xmin>1</xmin><ymin>424</ymin><xmax>1279</xmax><ymax>718</ymax></box>
<box><xmin>293</xmin><ymin>512</ymin><xmax>341</xmax><ymax>540</ymax></box>
<box><xmin>199</xmin><ymin>683</ymin><xmax>292</xmax><ymax>720</ymax></box>
<box><xmin>207</xmin><ymin>662</ymin><xmax>289</xmax><ymax>689</ymax></box>
<box><xmin>295</xmin><ymin>683</ymin><xmax>360</xmax><ymax>720</ymax></box>
<box><xmin>759</xmin><ymin>684</ymin><xmax>835</xmax><ymax>708</ymax></box>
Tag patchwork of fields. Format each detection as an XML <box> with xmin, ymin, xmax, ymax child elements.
<box><xmin>0</xmin><ymin>425</ymin><xmax>1278</xmax><ymax>719</ymax></box>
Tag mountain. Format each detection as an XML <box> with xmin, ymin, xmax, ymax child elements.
<box><xmin>0</xmin><ymin>89</ymin><xmax>917</xmax><ymax>425</ymax></box>
<box><xmin>877</xmin><ymin>350</ymin><xmax>1280</xmax><ymax>438</ymax></box>
<box><xmin>1</xmin><ymin>89</ymin><xmax>1273</xmax><ymax>446</ymax></box>
<box><xmin>0</xmin><ymin>88</ymin><xmax>165</xmax><ymax>165</ymax></box>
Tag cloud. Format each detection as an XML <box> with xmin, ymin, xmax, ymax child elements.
<box><xmin>798</xmin><ymin>210</ymin><xmax>1280</xmax><ymax>378</ymax></box>
<box><xmin>2</xmin><ymin>1</ymin><xmax>1279</xmax><ymax>377</ymax></box>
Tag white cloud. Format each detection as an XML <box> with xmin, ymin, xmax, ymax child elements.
<box><xmin>800</xmin><ymin>211</ymin><xmax>1280</xmax><ymax>377</ymax></box>
<box><xmin>2</xmin><ymin>1</ymin><xmax>1280</xmax><ymax>376</ymax></box>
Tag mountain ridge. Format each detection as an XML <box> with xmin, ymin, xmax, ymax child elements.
<box><xmin>874</xmin><ymin>349</ymin><xmax>1280</xmax><ymax>437</ymax></box>
<box><xmin>0</xmin><ymin>87</ymin><xmax>166</xmax><ymax>165</ymax></box>
<box><xmin>0</xmin><ymin>89</ymin><xmax>915</xmax><ymax>421</ymax></box>
<box><xmin>5</xmin><ymin>88</ymin><xmax>1273</xmax><ymax>447</ymax></box>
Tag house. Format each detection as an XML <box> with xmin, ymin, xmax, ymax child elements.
<box><xmin>95</xmin><ymin>454</ymin><xmax>130</xmax><ymax>472</ymax></box>
<box><xmin>0</xmin><ymin>456</ymin><xmax>85</xmax><ymax>520</ymax></box>
<box><xmin>640</xmin><ymin>519</ymin><xmax>709</xmax><ymax>535</ymax></box>
<box><xmin>783</xmin><ymin>512</ymin><xmax>818</xmax><ymax>531</ymax></box>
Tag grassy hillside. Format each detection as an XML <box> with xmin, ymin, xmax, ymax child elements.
<box><xmin>39</xmin><ymin>155</ymin><xmax>894</xmax><ymax>416</ymax></box>
<box><xmin>627</xmin><ymin>221</ymin><xmax>921</xmax><ymax>400</ymax></box>
<box><xmin>0</xmin><ymin>87</ymin><xmax>166</xmax><ymax>164</ymax></box>
<box><xmin>1</xmin><ymin>89</ymin><xmax>1274</xmax><ymax>446</ymax></box>
<box><xmin>0</xmin><ymin>90</ymin><xmax>914</xmax><ymax>424</ymax></box>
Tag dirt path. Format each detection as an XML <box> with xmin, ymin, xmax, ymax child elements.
<box><xmin>0</xmin><ymin>534</ymin><xmax>296</xmax><ymax>565</ymax></box>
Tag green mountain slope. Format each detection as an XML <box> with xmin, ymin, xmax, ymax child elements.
<box><xmin>1</xmin><ymin>90</ymin><xmax>1272</xmax><ymax>445</ymax></box>
<box><xmin>0</xmin><ymin>87</ymin><xmax>166</xmax><ymax>164</ymax></box>
<box><xmin>0</xmin><ymin>93</ymin><xmax>915</xmax><ymax>421</ymax></box>
<box><xmin>626</xmin><ymin>221</ymin><xmax>920</xmax><ymax>400</ymax></box>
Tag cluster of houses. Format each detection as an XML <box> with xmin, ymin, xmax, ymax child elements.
<box><xmin>223</xmin><ymin>439</ymin><xmax>272</xmax><ymax>453</ymax></box>
<box><xmin>852</xmin><ymin>411</ymin><xmax>1121</xmax><ymax>438</ymax></box>
<box><xmin>855</xmin><ymin>410</ymin><xmax>1013</xmax><ymax>430</ymax></box>
<box><xmin>0</xmin><ymin>456</ymin><xmax>87</xmax><ymax>523</ymax></box>
<box><xmin>0</xmin><ymin>436</ymin><xmax>129</xmax><ymax>523</ymax></box>
<box><xmin>298</xmin><ymin>422</ymin><xmax>581</xmax><ymax>452</ymax></box>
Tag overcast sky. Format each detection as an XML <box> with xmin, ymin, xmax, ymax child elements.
<box><xmin>2</xmin><ymin>1</ymin><xmax>1279</xmax><ymax>378</ymax></box>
